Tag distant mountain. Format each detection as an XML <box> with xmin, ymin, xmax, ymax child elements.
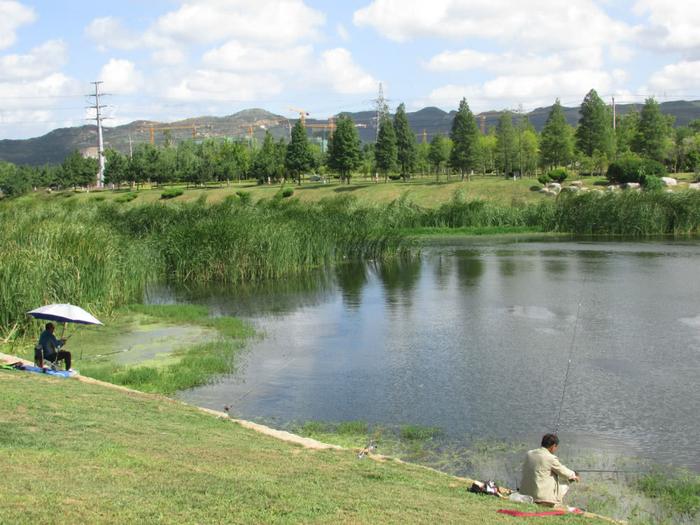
<box><xmin>0</xmin><ymin>109</ymin><xmax>288</xmax><ymax>165</ymax></box>
<box><xmin>3</xmin><ymin>101</ymin><xmax>700</xmax><ymax>165</ymax></box>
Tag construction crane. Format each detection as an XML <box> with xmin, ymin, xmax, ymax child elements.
<box><xmin>289</xmin><ymin>107</ymin><xmax>309</xmax><ymax>126</ymax></box>
<box><xmin>306</xmin><ymin>116</ymin><xmax>336</xmax><ymax>133</ymax></box>
<box><xmin>139</xmin><ymin>124</ymin><xmax>203</xmax><ymax>145</ymax></box>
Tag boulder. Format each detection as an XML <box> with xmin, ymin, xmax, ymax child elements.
<box><xmin>689</xmin><ymin>182</ymin><xmax>700</xmax><ymax>190</ymax></box>
<box><xmin>661</xmin><ymin>177</ymin><xmax>677</xmax><ymax>186</ymax></box>
<box><xmin>569</xmin><ymin>180</ymin><xmax>584</xmax><ymax>187</ymax></box>
<box><xmin>562</xmin><ymin>186</ymin><xmax>580</xmax><ymax>193</ymax></box>
<box><xmin>606</xmin><ymin>184</ymin><xmax>620</xmax><ymax>192</ymax></box>
<box><xmin>546</xmin><ymin>182</ymin><xmax>562</xmax><ymax>192</ymax></box>
<box><xmin>624</xmin><ymin>182</ymin><xmax>641</xmax><ymax>190</ymax></box>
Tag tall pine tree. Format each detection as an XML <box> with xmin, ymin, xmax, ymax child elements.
<box><xmin>327</xmin><ymin>115</ymin><xmax>362</xmax><ymax>184</ymax></box>
<box><xmin>393</xmin><ymin>103</ymin><xmax>416</xmax><ymax>181</ymax></box>
<box><xmin>632</xmin><ymin>97</ymin><xmax>669</xmax><ymax>163</ymax></box>
<box><xmin>576</xmin><ymin>89</ymin><xmax>614</xmax><ymax>158</ymax></box>
<box><xmin>375</xmin><ymin>115</ymin><xmax>397</xmax><ymax>182</ymax></box>
<box><xmin>449</xmin><ymin>98</ymin><xmax>479</xmax><ymax>181</ymax></box>
<box><xmin>540</xmin><ymin>99</ymin><xmax>575</xmax><ymax>168</ymax></box>
<box><xmin>285</xmin><ymin>120</ymin><xmax>315</xmax><ymax>185</ymax></box>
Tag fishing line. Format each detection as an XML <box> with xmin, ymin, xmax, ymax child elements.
<box><xmin>553</xmin><ymin>299</ymin><xmax>583</xmax><ymax>434</ymax></box>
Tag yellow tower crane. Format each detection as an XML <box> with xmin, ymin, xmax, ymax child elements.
<box><xmin>139</xmin><ymin>124</ymin><xmax>203</xmax><ymax>145</ymax></box>
<box><xmin>289</xmin><ymin>107</ymin><xmax>310</xmax><ymax>126</ymax></box>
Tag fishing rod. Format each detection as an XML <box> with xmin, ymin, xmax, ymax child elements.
<box><xmin>575</xmin><ymin>469</ymin><xmax>645</xmax><ymax>474</ymax></box>
<box><xmin>553</xmin><ymin>300</ymin><xmax>583</xmax><ymax>434</ymax></box>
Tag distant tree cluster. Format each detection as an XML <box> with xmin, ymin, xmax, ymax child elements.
<box><xmin>4</xmin><ymin>89</ymin><xmax>700</xmax><ymax>198</ymax></box>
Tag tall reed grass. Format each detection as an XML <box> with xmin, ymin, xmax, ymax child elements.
<box><xmin>2</xmin><ymin>190</ymin><xmax>698</xmax><ymax>337</ymax></box>
<box><xmin>391</xmin><ymin>189</ymin><xmax>700</xmax><ymax>235</ymax></box>
<box><xmin>0</xmin><ymin>195</ymin><xmax>405</xmax><ymax>336</ymax></box>
<box><xmin>553</xmin><ymin>191</ymin><xmax>700</xmax><ymax>235</ymax></box>
<box><xmin>0</xmin><ymin>199</ymin><xmax>156</xmax><ymax>338</ymax></box>
<box><xmin>100</xmin><ymin>195</ymin><xmax>406</xmax><ymax>284</ymax></box>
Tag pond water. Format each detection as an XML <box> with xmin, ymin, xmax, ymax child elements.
<box><xmin>170</xmin><ymin>237</ymin><xmax>700</xmax><ymax>472</ymax></box>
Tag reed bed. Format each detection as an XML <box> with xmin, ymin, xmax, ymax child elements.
<box><xmin>390</xmin><ymin>189</ymin><xmax>700</xmax><ymax>235</ymax></box>
<box><xmin>0</xmin><ymin>195</ymin><xmax>405</xmax><ymax>336</ymax></box>
<box><xmin>2</xmin><ymin>190</ymin><xmax>698</xmax><ymax>337</ymax></box>
<box><xmin>0</xmin><ymin>200</ymin><xmax>156</xmax><ymax>339</ymax></box>
<box><xmin>553</xmin><ymin>190</ymin><xmax>700</xmax><ymax>235</ymax></box>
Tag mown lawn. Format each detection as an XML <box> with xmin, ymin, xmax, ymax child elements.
<box><xmin>63</xmin><ymin>175</ymin><xmax>573</xmax><ymax>207</ymax></box>
<box><xmin>0</xmin><ymin>371</ymin><xmax>607</xmax><ymax>524</ymax></box>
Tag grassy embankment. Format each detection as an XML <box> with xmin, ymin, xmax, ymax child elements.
<box><xmin>67</xmin><ymin>171</ymin><xmax>699</xmax><ymax>208</ymax></box>
<box><xmin>0</xmin><ymin>371</ymin><xmax>608</xmax><ymax>525</ymax></box>
<box><xmin>288</xmin><ymin>421</ymin><xmax>700</xmax><ymax>525</ymax></box>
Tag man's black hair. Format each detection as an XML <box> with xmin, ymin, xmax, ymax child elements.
<box><xmin>45</xmin><ymin>322</ymin><xmax>54</xmax><ymax>330</ymax></box>
<box><xmin>541</xmin><ymin>433</ymin><xmax>559</xmax><ymax>448</ymax></box>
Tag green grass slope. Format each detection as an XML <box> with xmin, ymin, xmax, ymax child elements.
<box><xmin>0</xmin><ymin>372</ymin><xmax>607</xmax><ymax>524</ymax></box>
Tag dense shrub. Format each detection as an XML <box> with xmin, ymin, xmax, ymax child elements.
<box><xmin>115</xmin><ymin>192</ymin><xmax>138</xmax><ymax>203</ymax></box>
<box><xmin>537</xmin><ymin>174</ymin><xmax>550</xmax><ymax>185</ymax></box>
<box><xmin>161</xmin><ymin>188</ymin><xmax>184</xmax><ymax>200</ymax></box>
<box><xmin>546</xmin><ymin>168</ymin><xmax>568</xmax><ymax>183</ymax></box>
<box><xmin>641</xmin><ymin>175</ymin><xmax>664</xmax><ymax>191</ymax></box>
<box><xmin>235</xmin><ymin>191</ymin><xmax>252</xmax><ymax>205</ymax></box>
<box><xmin>607</xmin><ymin>157</ymin><xmax>667</xmax><ymax>184</ymax></box>
<box><xmin>281</xmin><ymin>187</ymin><xmax>294</xmax><ymax>198</ymax></box>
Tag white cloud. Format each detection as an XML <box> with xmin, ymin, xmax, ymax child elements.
<box><xmin>0</xmin><ymin>40</ymin><xmax>67</xmax><ymax>81</ymax></box>
<box><xmin>0</xmin><ymin>0</ymin><xmax>35</xmax><ymax>50</ymax></box>
<box><xmin>354</xmin><ymin>0</ymin><xmax>631</xmax><ymax>52</ymax></box>
<box><xmin>202</xmin><ymin>41</ymin><xmax>313</xmax><ymax>71</ymax></box>
<box><xmin>426</xmin><ymin>49</ymin><xmax>562</xmax><ymax>75</ymax></box>
<box><xmin>151</xmin><ymin>0</ymin><xmax>325</xmax><ymax>47</ymax></box>
<box><xmin>165</xmin><ymin>70</ymin><xmax>284</xmax><ymax>101</ymax></box>
<box><xmin>425</xmin><ymin>46</ymin><xmax>610</xmax><ymax>75</ymax></box>
<box><xmin>84</xmin><ymin>16</ymin><xmax>141</xmax><ymax>51</ymax></box>
<box><xmin>0</xmin><ymin>72</ymin><xmax>82</xmax><ymax>113</ymax></box>
<box><xmin>151</xmin><ymin>48</ymin><xmax>187</xmax><ymax>66</ymax></box>
<box><xmin>336</xmin><ymin>23</ymin><xmax>350</xmax><ymax>42</ymax></box>
<box><xmin>647</xmin><ymin>61</ymin><xmax>700</xmax><ymax>94</ymax></box>
<box><xmin>99</xmin><ymin>58</ymin><xmax>143</xmax><ymax>94</ymax></box>
<box><xmin>319</xmin><ymin>48</ymin><xmax>377</xmax><ymax>94</ymax></box>
<box><xmin>418</xmin><ymin>68</ymin><xmax>624</xmax><ymax>112</ymax></box>
<box><xmin>634</xmin><ymin>1</ymin><xmax>700</xmax><ymax>53</ymax></box>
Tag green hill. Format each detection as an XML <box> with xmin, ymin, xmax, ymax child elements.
<box><xmin>3</xmin><ymin>101</ymin><xmax>700</xmax><ymax>166</ymax></box>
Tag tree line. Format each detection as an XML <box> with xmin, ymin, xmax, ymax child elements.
<box><xmin>2</xmin><ymin>89</ymin><xmax>700</xmax><ymax>197</ymax></box>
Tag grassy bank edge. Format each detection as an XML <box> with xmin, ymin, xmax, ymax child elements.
<box><xmin>2</xmin><ymin>303</ymin><xmax>254</xmax><ymax>395</ymax></box>
<box><xmin>0</xmin><ymin>366</ymin><xmax>614</xmax><ymax>524</ymax></box>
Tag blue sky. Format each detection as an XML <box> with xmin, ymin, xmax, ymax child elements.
<box><xmin>2</xmin><ymin>0</ymin><xmax>700</xmax><ymax>138</ymax></box>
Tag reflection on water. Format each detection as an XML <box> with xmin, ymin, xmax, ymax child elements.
<box><xmin>175</xmin><ymin>237</ymin><xmax>700</xmax><ymax>472</ymax></box>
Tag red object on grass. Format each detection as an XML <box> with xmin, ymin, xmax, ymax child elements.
<box><xmin>497</xmin><ymin>508</ymin><xmax>583</xmax><ymax>517</ymax></box>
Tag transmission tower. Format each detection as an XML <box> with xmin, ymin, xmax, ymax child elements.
<box><xmin>87</xmin><ymin>81</ymin><xmax>109</xmax><ymax>188</ymax></box>
<box><xmin>372</xmin><ymin>82</ymin><xmax>389</xmax><ymax>141</ymax></box>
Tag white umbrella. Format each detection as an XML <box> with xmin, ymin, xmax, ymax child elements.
<box><xmin>27</xmin><ymin>304</ymin><xmax>103</xmax><ymax>361</ymax></box>
<box><xmin>27</xmin><ymin>304</ymin><xmax>103</xmax><ymax>325</ymax></box>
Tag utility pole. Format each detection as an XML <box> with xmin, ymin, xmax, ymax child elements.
<box><xmin>516</xmin><ymin>104</ymin><xmax>524</xmax><ymax>180</ymax></box>
<box><xmin>128</xmin><ymin>133</ymin><xmax>133</xmax><ymax>159</ymax></box>
<box><xmin>87</xmin><ymin>81</ymin><xmax>108</xmax><ymax>188</ymax></box>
